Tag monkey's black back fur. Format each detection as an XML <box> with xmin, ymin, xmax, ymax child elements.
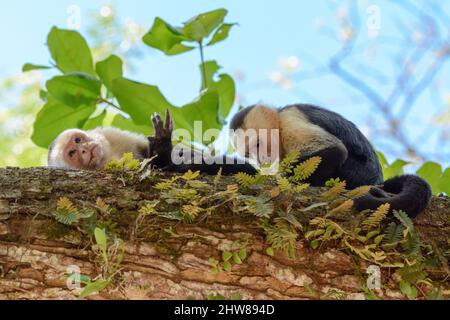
<box><xmin>285</xmin><ymin>104</ymin><xmax>383</xmax><ymax>188</ymax></box>
<box><xmin>283</xmin><ymin>104</ymin><xmax>432</xmax><ymax>218</ymax></box>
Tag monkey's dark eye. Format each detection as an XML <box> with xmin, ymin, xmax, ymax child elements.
<box><xmin>68</xmin><ymin>150</ymin><xmax>76</xmax><ymax>158</ymax></box>
<box><xmin>75</xmin><ymin>137</ymin><xmax>82</xmax><ymax>144</ymax></box>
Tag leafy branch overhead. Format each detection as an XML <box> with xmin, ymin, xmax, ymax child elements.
<box><xmin>25</xmin><ymin>9</ymin><xmax>236</xmax><ymax>148</ymax></box>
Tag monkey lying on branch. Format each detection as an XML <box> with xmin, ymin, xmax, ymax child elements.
<box><xmin>48</xmin><ymin>104</ymin><xmax>432</xmax><ymax>218</ymax></box>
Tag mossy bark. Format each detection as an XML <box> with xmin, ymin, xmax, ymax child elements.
<box><xmin>0</xmin><ymin>168</ymin><xmax>448</xmax><ymax>300</ymax></box>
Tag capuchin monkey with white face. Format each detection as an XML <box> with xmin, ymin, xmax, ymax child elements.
<box><xmin>47</xmin><ymin>127</ymin><xmax>150</xmax><ymax>170</ymax></box>
<box><xmin>48</xmin><ymin>111</ymin><xmax>257</xmax><ymax>174</ymax></box>
<box><xmin>229</xmin><ymin>104</ymin><xmax>432</xmax><ymax>218</ymax></box>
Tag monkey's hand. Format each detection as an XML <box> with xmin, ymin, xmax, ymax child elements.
<box><xmin>148</xmin><ymin>110</ymin><xmax>174</xmax><ymax>167</ymax></box>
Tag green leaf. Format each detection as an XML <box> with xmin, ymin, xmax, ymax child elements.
<box><xmin>311</xmin><ymin>240</ymin><xmax>320</xmax><ymax>250</ymax></box>
<box><xmin>233</xmin><ymin>252</ymin><xmax>242</xmax><ymax>264</ymax></box>
<box><xmin>416</xmin><ymin>161</ymin><xmax>442</xmax><ymax>194</ymax></box>
<box><xmin>266</xmin><ymin>247</ymin><xmax>274</xmax><ymax>256</ymax></box>
<box><xmin>377</xmin><ymin>152</ymin><xmax>410</xmax><ymax>180</ymax></box>
<box><xmin>207</xmin><ymin>294</ymin><xmax>226</xmax><ymax>300</ymax></box>
<box><xmin>67</xmin><ymin>273</ymin><xmax>91</xmax><ymax>285</ymax></box>
<box><xmin>440</xmin><ymin>167</ymin><xmax>450</xmax><ymax>195</ymax></box>
<box><xmin>182</xmin><ymin>9</ymin><xmax>228</xmax><ymax>42</ymax></box>
<box><xmin>207</xmin><ymin>23</ymin><xmax>236</xmax><ymax>46</ymax></box>
<box><xmin>223</xmin><ymin>261</ymin><xmax>232</xmax><ymax>272</ymax></box>
<box><xmin>200</xmin><ymin>61</ymin><xmax>235</xmax><ymax>119</ymax></box>
<box><xmin>32</xmin><ymin>98</ymin><xmax>95</xmax><ymax>148</ymax></box>
<box><xmin>47</xmin><ymin>27</ymin><xmax>95</xmax><ymax>76</ymax></box>
<box><xmin>222</xmin><ymin>251</ymin><xmax>233</xmax><ymax>262</ymax></box>
<box><xmin>385</xmin><ymin>159</ymin><xmax>409</xmax><ymax>178</ymax></box>
<box><xmin>374</xmin><ymin>235</ymin><xmax>384</xmax><ymax>245</ymax></box>
<box><xmin>174</xmin><ymin>89</ymin><xmax>221</xmax><ymax>139</ymax></box>
<box><xmin>238</xmin><ymin>247</ymin><xmax>247</xmax><ymax>261</ymax></box>
<box><xmin>79</xmin><ymin>279</ymin><xmax>110</xmax><ymax>299</ymax></box>
<box><xmin>112</xmin><ymin>77</ymin><xmax>220</xmax><ymax>142</ymax></box>
<box><xmin>230</xmin><ymin>293</ymin><xmax>242</xmax><ymax>300</ymax></box>
<box><xmin>83</xmin><ymin>110</ymin><xmax>107</xmax><ymax>130</ymax></box>
<box><xmin>393</xmin><ymin>211</ymin><xmax>414</xmax><ymax>233</ymax></box>
<box><xmin>208</xmin><ymin>257</ymin><xmax>218</xmax><ymax>267</ymax></box>
<box><xmin>427</xmin><ymin>287</ymin><xmax>443</xmax><ymax>300</ymax></box>
<box><xmin>96</xmin><ymin>55</ymin><xmax>123</xmax><ymax>91</ymax></box>
<box><xmin>143</xmin><ymin>18</ymin><xmax>195</xmax><ymax>56</ymax></box>
<box><xmin>39</xmin><ymin>90</ymin><xmax>48</xmax><ymax>102</ymax></box>
<box><xmin>111</xmin><ymin>114</ymin><xmax>152</xmax><ymax>136</ymax></box>
<box><xmin>399</xmin><ymin>281</ymin><xmax>417</xmax><ymax>300</ymax></box>
<box><xmin>23</xmin><ymin>63</ymin><xmax>51</xmax><ymax>72</ymax></box>
<box><xmin>94</xmin><ymin>228</ymin><xmax>108</xmax><ymax>254</ymax></box>
<box><xmin>46</xmin><ymin>73</ymin><xmax>101</xmax><ymax>108</ymax></box>
<box><xmin>112</xmin><ymin>78</ymin><xmax>173</xmax><ymax>126</ymax></box>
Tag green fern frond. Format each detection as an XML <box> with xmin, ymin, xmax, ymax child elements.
<box><xmin>57</xmin><ymin>197</ymin><xmax>76</xmax><ymax>212</ymax></box>
<box><xmin>346</xmin><ymin>186</ymin><xmax>371</xmax><ymax>199</ymax></box>
<box><xmin>323</xmin><ymin>181</ymin><xmax>347</xmax><ymax>199</ymax></box>
<box><xmin>383</xmin><ymin>222</ymin><xmax>405</xmax><ymax>246</ymax></box>
<box><xmin>122</xmin><ymin>153</ymin><xmax>140</xmax><ymax>170</ymax></box>
<box><xmin>396</xmin><ymin>263</ymin><xmax>427</xmax><ymax>284</ymax></box>
<box><xmin>363</xmin><ymin>203</ymin><xmax>390</xmax><ymax>229</ymax></box>
<box><xmin>96</xmin><ymin>198</ymin><xmax>111</xmax><ymax>214</ymax></box>
<box><xmin>279</xmin><ymin>150</ymin><xmax>300</xmax><ymax>174</ymax></box>
<box><xmin>181</xmin><ymin>205</ymin><xmax>204</xmax><ymax>223</ymax></box>
<box><xmin>291</xmin><ymin>156</ymin><xmax>322</xmax><ymax>182</ymax></box>
<box><xmin>277</xmin><ymin>177</ymin><xmax>293</xmax><ymax>192</ymax></box>
<box><xmin>393</xmin><ymin>210</ymin><xmax>415</xmax><ymax>235</ymax></box>
<box><xmin>325</xmin><ymin>178</ymin><xmax>341</xmax><ymax>188</ymax></box>
<box><xmin>158</xmin><ymin>211</ymin><xmax>183</xmax><ymax>221</ymax></box>
<box><xmin>213</xmin><ymin>168</ymin><xmax>223</xmax><ymax>187</ymax></box>
<box><xmin>241</xmin><ymin>195</ymin><xmax>273</xmax><ymax>218</ymax></box>
<box><xmin>54</xmin><ymin>211</ymin><xmax>79</xmax><ymax>225</ymax></box>
<box><xmin>154</xmin><ymin>181</ymin><xmax>174</xmax><ymax>190</ymax></box>
<box><xmin>261</xmin><ymin>218</ymin><xmax>298</xmax><ymax>258</ymax></box>
<box><xmin>139</xmin><ymin>202</ymin><xmax>158</xmax><ymax>216</ymax></box>
<box><xmin>294</xmin><ymin>183</ymin><xmax>310</xmax><ymax>193</ymax></box>
<box><xmin>187</xmin><ymin>180</ymin><xmax>210</xmax><ymax>189</ymax></box>
<box><xmin>402</xmin><ymin>233</ymin><xmax>421</xmax><ymax>257</ymax></box>
<box><xmin>329</xmin><ymin>199</ymin><xmax>354</xmax><ymax>215</ymax></box>
<box><xmin>54</xmin><ymin>197</ymin><xmax>81</xmax><ymax>226</ymax></box>
<box><xmin>235</xmin><ymin>172</ymin><xmax>256</xmax><ymax>188</ymax></box>
<box><xmin>181</xmin><ymin>170</ymin><xmax>201</xmax><ymax>181</ymax></box>
<box><xmin>105</xmin><ymin>152</ymin><xmax>140</xmax><ymax>171</ymax></box>
<box><xmin>309</xmin><ymin>217</ymin><xmax>346</xmax><ymax>241</ymax></box>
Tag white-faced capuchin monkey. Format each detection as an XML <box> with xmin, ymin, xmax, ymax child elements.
<box><xmin>228</xmin><ymin>104</ymin><xmax>432</xmax><ymax>218</ymax></box>
<box><xmin>47</xmin><ymin>127</ymin><xmax>150</xmax><ymax>170</ymax></box>
<box><xmin>48</xmin><ymin>111</ymin><xmax>257</xmax><ymax>174</ymax></box>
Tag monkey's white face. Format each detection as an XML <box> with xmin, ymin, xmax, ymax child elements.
<box><xmin>231</xmin><ymin>106</ymin><xmax>281</xmax><ymax>165</ymax></box>
<box><xmin>49</xmin><ymin>129</ymin><xmax>106</xmax><ymax>170</ymax></box>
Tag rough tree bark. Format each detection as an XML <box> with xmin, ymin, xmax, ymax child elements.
<box><xmin>0</xmin><ymin>168</ymin><xmax>448</xmax><ymax>300</ymax></box>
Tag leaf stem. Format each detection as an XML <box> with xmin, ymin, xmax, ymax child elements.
<box><xmin>99</xmin><ymin>98</ymin><xmax>121</xmax><ymax>111</ymax></box>
<box><xmin>199</xmin><ymin>41</ymin><xmax>208</xmax><ymax>90</ymax></box>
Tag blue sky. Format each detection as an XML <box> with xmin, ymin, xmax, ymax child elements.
<box><xmin>0</xmin><ymin>0</ymin><xmax>335</xmax><ymax>105</ymax></box>
<box><xmin>1</xmin><ymin>0</ymin><xmax>449</xmax><ymax>166</ymax></box>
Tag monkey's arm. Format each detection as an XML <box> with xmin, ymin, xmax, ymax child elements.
<box><xmin>296</xmin><ymin>145</ymin><xmax>348</xmax><ymax>187</ymax></box>
<box><xmin>148</xmin><ymin>112</ymin><xmax>257</xmax><ymax>175</ymax></box>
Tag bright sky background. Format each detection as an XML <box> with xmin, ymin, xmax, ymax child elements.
<box><xmin>1</xmin><ymin>0</ymin><xmax>449</xmax><ymax>166</ymax></box>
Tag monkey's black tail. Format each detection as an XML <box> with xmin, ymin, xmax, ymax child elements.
<box><xmin>353</xmin><ymin>175</ymin><xmax>432</xmax><ymax>218</ymax></box>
